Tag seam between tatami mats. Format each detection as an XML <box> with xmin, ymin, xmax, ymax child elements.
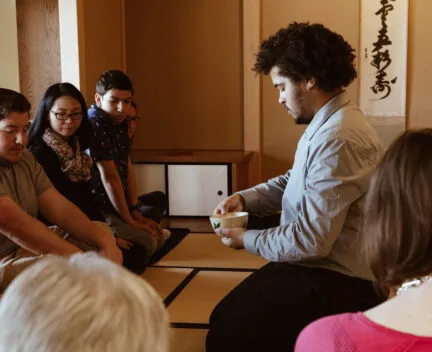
<box><xmin>151</xmin><ymin>265</ymin><xmax>259</xmax><ymax>272</ymax></box>
<box><xmin>171</xmin><ymin>322</ymin><xmax>209</xmax><ymax>330</ymax></box>
<box><xmin>164</xmin><ymin>269</ymin><xmax>200</xmax><ymax>307</ymax></box>
<box><xmin>160</xmin><ymin>267</ymin><xmax>257</xmax><ymax>309</ymax></box>
<box><xmin>152</xmin><ymin>231</ymin><xmax>258</xmax><ymax>331</ymax></box>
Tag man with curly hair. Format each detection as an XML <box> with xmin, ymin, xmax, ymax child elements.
<box><xmin>207</xmin><ymin>22</ymin><xmax>384</xmax><ymax>351</ymax></box>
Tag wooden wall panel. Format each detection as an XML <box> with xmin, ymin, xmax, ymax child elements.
<box><xmin>16</xmin><ymin>0</ymin><xmax>61</xmax><ymax>117</ymax></box>
<box><xmin>261</xmin><ymin>0</ymin><xmax>360</xmax><ymax>181</ymax></box>
<box><xmin>0</xmin><ymin>0</ymin><xmax>20</xmax><ymax>91</ymax></box>
<box><xmin>81</xmin><ymin>0</ymin><xmax>125</xmax><ymax>105</ymax></box>
<box><xmin>406</xmin><ymin>0</ymin><xmax>432</xmax><ymax>129</ymax></box>
<box><xmin>126</xmin><ymin>0</ymin><xmax>243</xmax><ymax>150</ymax></box>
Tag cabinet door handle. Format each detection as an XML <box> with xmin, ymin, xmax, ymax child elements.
<box><xmin>218</xmin><ymin>190</ymin><xmax>223</xmax><ymax>196</ymax></box>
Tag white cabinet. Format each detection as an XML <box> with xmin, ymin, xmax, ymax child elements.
<box><xmin>133</xmin><ymin>164</ymin><xmax>166</xmax><ymax>195</ymax></box>
<box><xmin>133</xmin><ymin>163</ymin><xmax>230</xmax><ymax>216</ymax></box>
<box><xmin>167</xmin><ymin>165</ymin><xmax>229</xmax><ymax>216</ymax></box>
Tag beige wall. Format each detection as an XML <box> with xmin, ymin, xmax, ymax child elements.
<box><xmin>0</xmin><ymin>0</ymin><xmax>20</xmax><ymax>91</ymax></box>
<box><xmin>8</xmin><ymin>0</ymin><xmax>431</xmax><ymax>185</ymax></box>
<box><xmin>257</xmin><ymin>0</ymin><xmax>432</xmax><ymax>181</ymax></box>
<box><xmin>125</xmin><ymin>0</ymin><xmax>243</xmax><ymax>150</ymax></box>
<box><xmin>407</xmin><ymin>0</ymin><xmax>432</xmax><ymax>129</ymax></box>
<box><xmin>79</xmin><ymin>0</ymin><xmax>125</xmax><ymax>104</ymax></box>
<box><xmin>260</xmin><ymin>0</ymin><xmax>360</xmax><ymax>181</ymax></box>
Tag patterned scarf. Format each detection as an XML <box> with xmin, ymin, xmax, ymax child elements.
<box><xmin>42</xmin><ymin>127</ymin><xmax>93</xmax><ymax>183</ymax></box>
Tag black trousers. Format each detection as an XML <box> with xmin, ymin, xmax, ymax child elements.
<box><xmin>138</xmin><ymin>191</ymin><xmax>168</xmax><ymax>223</ymax></box>
<box><xmin>119</xmin><ymin>191</ymin><xmax>167</xmax><ymax>274</ymax></box>
<box><xmin>206</xmin><ymin>215</ymin><xmax>383</xmax><ymax>352</ymax></box>
<box><xmin>121</xmin><ymin>243</ymin><xmax>148</xmax><ymax>274</ymax></box>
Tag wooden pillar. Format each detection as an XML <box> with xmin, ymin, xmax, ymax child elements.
<box><xmin>243</xmin><ymin>0</ymin><xmax>262</xmax><ymax>187</ymax></box>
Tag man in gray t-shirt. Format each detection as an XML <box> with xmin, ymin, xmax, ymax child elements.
<box><xmin>0</xmin><ymin>88</ymin><xmax>122</xmax><ymax>291</ymax></box>
<box><xmin>0</xmin><ymin>151</ymin><xmax>52</xmax><ymax>257</ymax></box>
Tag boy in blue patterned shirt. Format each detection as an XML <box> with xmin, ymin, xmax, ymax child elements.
<box><xmin>88</xmin><ymin>70</ymin><xmax>169</xmax><ymax>257</ymax></box>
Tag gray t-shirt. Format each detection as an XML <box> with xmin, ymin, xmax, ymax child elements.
<box><xmin>0</xmin><ymin>150</ymin><xmax>52</xmax><ymax>257</ymax></box>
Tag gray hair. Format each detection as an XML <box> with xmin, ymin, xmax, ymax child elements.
<box><xmin>0</xmin><ymin>253</ymin><xmax>169</xmax><ymax>352</ymax></box>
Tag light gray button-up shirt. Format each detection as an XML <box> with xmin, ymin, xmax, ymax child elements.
<box><xmin>239</xmin><ymin>92</ymin><xmax>384</xmax><ymax>280</ymax></box>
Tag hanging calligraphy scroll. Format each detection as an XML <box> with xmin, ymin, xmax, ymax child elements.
<box><xmin>360</xmin><ymin>0</ymin><xmax>408</xmax><ymax>144</ymax></box>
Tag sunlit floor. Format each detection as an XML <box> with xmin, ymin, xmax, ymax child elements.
<box><xmin>143</xmin><ymin>218</ymin><xmax>268</xmax><ymax>352</ymax></box>
<box><xmin>0</xmin><ymin>218</ymin><xmax>268</xmax><ymax>352</ymax></box>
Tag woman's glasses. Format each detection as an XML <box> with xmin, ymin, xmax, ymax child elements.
<box><xmin>51</xmin><ymin>111</ymin><xmax>83</xmax><ymax>121</ymax></box>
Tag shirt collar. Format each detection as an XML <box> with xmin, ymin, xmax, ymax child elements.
<box><xmin>304</xmin><ymin>91</ymin><xmax>351</xmax><ymax>140</ymax></box>
<box><xmin>90</xmin><ymin>104</ymin><xmax>127</xmax><ymax>129</ymax></box>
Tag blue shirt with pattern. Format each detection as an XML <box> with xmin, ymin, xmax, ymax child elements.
<box><xmin>87</xmin><ymin>104</ymin><xmax>131</xmax><ymax>214</ymax></box>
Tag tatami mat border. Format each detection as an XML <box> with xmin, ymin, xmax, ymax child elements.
<box><xmin>160</xmin><ymin>267</ymin><xmax>256</xmax><ymax>310</ymax></box>
<box><xmin>171</xmin><ymin>322</ymin><xmax>210</xmax><ymax>330</ymax></box>
<box><xmin>152</xmin><ymin>265</ymin><xmax>258</xmax><ymax>272</ymax></box>
<box><xmin>164</xmin><ymin>269</ymin><xmax>200</xmax><ymax>307</ymax></box>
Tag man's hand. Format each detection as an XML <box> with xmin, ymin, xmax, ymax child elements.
<box><xmin>116</xmin><ymin>238</ymin><xmax>134</xmax><ymax>250</ymax></box>
<box><xmin>131</xmin><ymin>209</ymin><xmax>153</xmax><ymax>224</ymax></box>
<box><xmin>130</xmin><ymin>210</ymin><xmax>163</xmax><ymax>239</ymax></box>
<box><xmin>215</xmin><ymin>227</ymin><xmax>246</xmax><ymax>250</ymax></box>
<box><xmin>213</xmin><ymin>194</ymin><xmax>245</xmax><ymax>215</ymax></box>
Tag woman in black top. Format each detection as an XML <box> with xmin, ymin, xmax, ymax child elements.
<box><xmin>28</xmin><ymin>83</ymin><xmax>148</xmax><ymax>273</ymax></box>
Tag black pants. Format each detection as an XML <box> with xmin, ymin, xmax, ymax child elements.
<box><xmin>120</xmin><ymin>191</ymin><xmax>167</xmax><ymax>274</ymax></box>
<box><xmin>138</xmin><ymin>191</ymin><xmax>168</xmax><ymax>223</ymax></box>
<box><xmin>121</xmin><ymin>242</ymin><xmax>148</xmax><ymax>274</ymax></box>
<box><xmin>206</xmin><ymin>214</ymin><xmax>383</xmax><ymax>352</ymax></box>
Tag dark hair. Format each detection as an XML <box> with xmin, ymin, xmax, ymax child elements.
<box><xmin>253</xmin><ymin>22</ymin><xmax>357</xmax><ymax>92</ymax></box>
<box><xmin>364</xmin><ymin>129</ymin><xmax>432</xmax><ymax>292</ymax></box>
<box><xmin>27</xmin><ymin>83</ymin><xmax>92</xmax><ymax>149</ymax></box>
<box><xmin>0</xmin><ymin>88</ymin><xmax>31</xmax><ymax>120</ymax></box>
<box><xmin>96</xmin><ymin>70</ymin><xmax>134</xmax><ymax>96</ymax></box>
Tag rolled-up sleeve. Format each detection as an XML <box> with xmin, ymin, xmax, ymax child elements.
<box><xmin>244</xmin><ymin>138</ymin><xmax>371</xmax><ymax>262</ymax></box>
<box><xmin>238</xmin><ymin>172</ymin><xmax>290</xmax><ymax>216</ymax></box>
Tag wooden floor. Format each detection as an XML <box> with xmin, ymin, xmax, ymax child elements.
<box><xmin>143</xmin><ymin>218</ymin><xmax>268</xmax><ymax>352</ymax></box>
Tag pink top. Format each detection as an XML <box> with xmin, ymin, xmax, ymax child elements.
<box><xmin>295</xmin><ymin>312</ymin><xmax>432</xmax><ymax>352</ymax></box>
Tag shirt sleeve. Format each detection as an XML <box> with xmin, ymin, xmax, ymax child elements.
<box><xmin>243</xmin><ymin>137</ymin><xmax>372</xmax><ymax>262</ymax></box>
<box><xmin>88</xmin><ymin>119</ymin><xmax>115</xmax><ymax>162</ymax></box>
<box><xmin>237</xmin><ymin>171</ymin><xmax>290</xmax><ymax>216</ymax></box>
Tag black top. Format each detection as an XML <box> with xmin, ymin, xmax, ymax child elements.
<box><xmin>87</xmin><ymin>104</ymin><xmax>131</xmax><ymax>214</ymax></box>
<box><xmin>30</xmin><ymin>141</ymin><xmax>104</xmax><ymax>222</ymax></box>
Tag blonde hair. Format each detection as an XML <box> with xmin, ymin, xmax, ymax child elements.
<box><xmin>0</xmin><ymin>253</ymin><xmax>169</xmax><ymax>352</ymax></box>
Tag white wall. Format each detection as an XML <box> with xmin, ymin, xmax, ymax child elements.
<box><xmin>58</xmin><ymin>0</ymin><xmax>82</xmax><ymax>91</ymax></box>
<box><xmin>0</xmin><ymin>0</ymin><xmax>20</xmax><ymax>91</ymax></box>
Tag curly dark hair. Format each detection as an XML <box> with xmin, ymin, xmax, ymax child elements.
<box><xmin>253</xmin><ymin>22</ymin><xmax>357</xmax><ymax>92</ymax></box>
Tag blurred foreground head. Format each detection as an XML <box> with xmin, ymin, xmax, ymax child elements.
<box><xmin>0</xmin><ymin>253</ymin><xmax>169</xmax><ymax>352</ymax></box>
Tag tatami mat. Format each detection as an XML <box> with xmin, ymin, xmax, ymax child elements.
<box><xmin>155</xmin><ymin>233</ymin><xmax>268</xmax><ymax>269</ymax></box>
<box><xmin>170</xmin><ymin>328</ymin><xmax>207</xmax><ymax>352</ymax></box>
<box><xmin>141</xmin><ymin>267</ymin><xmax>193</xmax><ymax>301</ymax></box>
<box><xmin>162</xmin><ymin>217</ymin><xmax>213</xmax><ymax>233</ymax></box>
<box><xmin>167</xmin><ymin>270</ymin><xmax>251</xmax><ymax>324</ymax></box>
